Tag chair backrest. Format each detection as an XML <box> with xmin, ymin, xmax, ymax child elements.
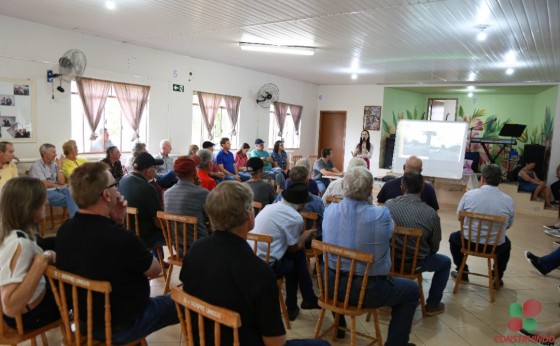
<box><xmin>246</xmin><ymin>233</ymin><xmax>272</xmax><ymax>264</ymax></box>
<box><xmin>125</xmin><ymin>206</ymin><xmax>140</xmax><ymax>237</ymax></box>
<box><xmin>458</xmin><ymin>211</ymin><xmax>506</xmax><ymax>255</ymax></box>
<box><xmin>390</xmin><ymin>226</ymin><xmax>423</xmax><ymax>277</ymax></box>
<box><xmin>311</xmin><ymin>240</ymin><xmax>374</xmax><ymax>311</ymax></box>
<box><xmin>157</xmin><ymin>211</ymin><xmax>198</xmax><ymax>262</ymax></box>
<box><xmin>252</xmin><ymin>201</ymin><xmax>263</xmax><ymax>215</ymax></box>
<box><xmin>308</xmin><ymin>155</ymin><xmax>318</xmax><ymax>178</ymax></box>
<box><xmin>170</xmin><ymin>287</ymin><xmax>241</xmax><ymax>346</ymax></box>
<box><xmin>326</xmin><ymin>195</ymin><xmax>343</xmax><ymax>204</ymax></box>
<box><xmin>45</xmin><ymin>265</ymin><xmax>114</xmax><ymax>346</ymax></box>
<box><xmin>291</xmin><ymin>154</ymin><xmax>303</xmax><ymax>169</ymax></box>
<box><xmin>299</xmin><ymin>211</ymin><xmax>318</xmax><ymax>230</ymax></box>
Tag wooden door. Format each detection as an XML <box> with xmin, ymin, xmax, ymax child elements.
<box><xmin>318</xmin><ymin>111</ymin><xmax>346</xmax><ymax>171</ymax></box>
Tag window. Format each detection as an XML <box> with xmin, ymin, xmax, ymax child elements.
<box><xmin>71</xmin><ymin>81</ymin><xmax>148</xmax><ymax>153</ymax></box>
<box><xmin>191</xmin><ymin>94</ymin><xmax>239</xmax><ymax>149</ymax></box>
<box><xmin>269</xmin><ymin>105</ymin><xmax>300</xmax><ymax>149</ymax></box>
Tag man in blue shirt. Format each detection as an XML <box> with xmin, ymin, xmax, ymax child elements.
<box><xmin>323</xmin><ymin>166</ymin><xmax>419</xmax><ymax>344</ymax></box>
<box><xmin>216</xmin><ymin>137</ymin><xmax>249</xmax><ymax>182</ymax></box>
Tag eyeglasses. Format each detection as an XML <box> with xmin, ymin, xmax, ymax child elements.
<box><xmin>100</xmin><ymin>182</ymin><xmax>118</xmax><ymax>196</ymax></box>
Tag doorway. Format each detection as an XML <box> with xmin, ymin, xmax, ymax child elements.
<box><xmin>318</xmin><ymin>111</ymin><xmax>347</xmax><ymax>170</ymax></box>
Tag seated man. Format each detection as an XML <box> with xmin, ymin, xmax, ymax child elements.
<box><xmin>385</xmin><ymin>171</ymin><xmax>451</xmax><ymax>316</ymax></box>
<box><xmin>100</xmin><ymin>146</ymin><xmax>124</xmax><ymax>183</ymax></box>
<box><xmin>216</xmin><ymin>137</ymin><xmax>249</xmax><ymax>182</ymax></box>
<box><xmin>250</xmin><ymin>183</ymin><xmax>320</xmax><ymax>321</ymax></box>
<box><xmin>29</xmin><ymin>143</ymin><xmax>78</xmax><ymax>217</ymax></box>
<box><xmin>323</xmin><ymin>166</ymin><xmax>419</xmax><ymax>344</ymax></box>
<box><xmin>322</xmin><ymin>157</ymin><xmax>369</xmax><ymax>205</ymax></box>
<box><xmin>180</xmin><ymin>181</ymin><xmax>329</xmax><ymax>346</ymax></box>
<box><xmin>155</xmin><ymin>139</ymin><xmax>178</xmax><ymax>188</ymax></box>
<box><xmin>164</xmin><ymin>155</ymin><xmax>209</xmax><ymax>245</ymax></box>
<box><xmin>285</xmin><ymin>158</ymin><xmax>319</xmax><ymax>196</ymax></box>
<box><xmin>125</xmin><ymin>142</ymin><xmax>147</xmax><ymax>174</ymax></box>
<box><xmin>377</xmin><ymin>155</ymin><xmax>439</xmax><ymax>210</ymax></box>
<box><xmin>202</xmin><ymin>141</ymin><xmax>225</xmax><ymax>183</ymax></box>
<box><xmin>246</xmin><ymin>157</ymin><xmax>276</xmax><ymax>207</ymax></box>
<box><xmin>0</xmin><ymin>141</ymin><xmax>18</xmax><ymax>193</ymax></box>
<box><xmin>250</xmin><ymin>138</ymin><xmax>285</xmax><ymax>192</ymax></box>
<box><xmin>312</xmin><ymin>147</ymin><xmax>343</xmax><ymax>194</ymax></box>
<box><xmin>449</xmin><ymin>164</ymin><xmax>514</xmax><ymax>285</ymax></box>
<box><xmin>56</xmin><ymin>162</ymin><xmax>178</xmax><ymax>344</ymax></box>
<box><xmin>118</xmin><ymin>152</ymin><xmax>165</xmax><ymax>250</ymax></box>
<box><xmin>196</xmin><ymin>149</ymin><xmax>217</xmax><ymax>191</ymax></box>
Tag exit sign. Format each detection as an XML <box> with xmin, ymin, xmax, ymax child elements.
<box><xmin>173</xmin><ymin>84</ymin><xmax>184</xmax><ymax>92</ymax></box>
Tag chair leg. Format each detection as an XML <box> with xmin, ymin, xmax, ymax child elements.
<box><xmin>417</xmin><ymin>274</ymin><xmax>427</xmax><ymax>317</ymax></box>
<box><xmin>350</xmin><ymin>316</ymin><xmax>356</xmax><ymax>346</ymax></box>
<box><xmin>453</xmin><ymin>255</ymin><xmax>469</xmax><ymax>294</ymax></box>
<box><xmin>488</xmin><ymin>258</ymin><xmax>496</xmax><ymax>303</ymax></box>
<box><xmin>163</xmin><ymin>265</ymin><xmax>173</xmax><ymax>294</ymax></box>
<box><xmin>331</xmin><ymin>313</ymin><xmax>340</xmax><ymax>342</ymax></box>
<box><xmin>371</xmin><ymin>309</ymin><xmax>383</xmax><ymax>346</ymax></box>
<box><xmin>276</xmin><ymin>278</ymin><xmax>291</xmax><ymax>329</ymax></box>
<box><xmin>156</xmin><ymin>247</ymin><xmax>167</xmax><ymax>279</ymax></box>
<box><xmin>41</xmin><ymin>333</ymin><xmax>49</xmax><ymax>345</ymax></box>
<box><xmin>365</xmin><ymin>311</ymin><xmax>371</xmax><ymax>322</ymax></box>
<box><xmin>314</xmin><ymin>308</ymin><xmax>326</xmax><ymax>339</ymax></box>
<box><xmin>50</xmin><ymin>205</ymin><xmax>55</xmax><ymax>229</ymax></box>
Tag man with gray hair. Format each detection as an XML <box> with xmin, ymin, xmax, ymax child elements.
<box><xmin>196</xmin><ymin>149</ymin><xmax>217</xmax><ymax>191</ymax></box>
<box><xmin>179</xmin><ymin>181</ymin><xmax>328</xmax><ymax>346</ymax></box>
<box><xmin>29</xmin><ymin>143</ymin><xmax>79</xmax><ymax>217</ymax></box>
<box><xmin>449</xmin><ymin>164</ymin><xmax>514</xmax><ymax>285</ymax></box>
<box><xmin>323</xmin><ymin>166</ymin><xmax>419</xmax><ymax>343</ymax></box>
<box><xmin>322</xmin><ymin>157</ymin><xmax>369</xmax><ymax>205</ymax></box>
<box><xmin>125</xmin><ymin>142</ymin><xmax>147</xmax><ymax>174</ymax></box>
<box><xmin>155</xmin><ymin>139</ymin><xmax>177</xmax><ymax>188</ymax></box>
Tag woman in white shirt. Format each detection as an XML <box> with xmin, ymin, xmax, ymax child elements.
<box><xmin>352</xmin><ymin>130</ymin><xmax>372</xmax><ymax>169</ymax></box>
<box><xmin>0</xmin><ymin>177</ymin><xmax>59</xmax><ymax>330</ymax></box>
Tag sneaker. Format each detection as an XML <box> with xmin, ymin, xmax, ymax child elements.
<box><xmin>554</xmin><ymin>241</ymin><xmax>560</xmax><ymax>247</ymax></box>
<box><xmin>288</xmin><ymin>307</ymin><xmax>300</xmax><ymax>321</ymax></box>
<box><xmin>525</xmin><ymin>251</ymin><xmax>540</xmax><ymax>262</ymax></box>
<box><xmin>451</xmin><ymin>270</ymin><xmax>469</xmax><ymax>282</ymax></box>
<box><xmin>425</xmin><ymin>303</ymin><xmax>445</xmax><ymax>316</ymax></box>
<box><xmin>544</xmin><ymin>223</ymin><xmax>560</xmax><ymax>231</ymax></box>
<box><xmin>300</xmin><ymin>298</ymin><xmax>320</xmax><ymax>310</ymax></box>
<box><xmin>525</xmin><ymin>251</ymin><xmax>548</xmax><ymax>276</ymax></box>
<box><xmin>544</xmin><ymin>229</ymin><xmax>560</xmax><ymax>238</ymax></box>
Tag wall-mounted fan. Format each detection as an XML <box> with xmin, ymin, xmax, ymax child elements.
<box><xmin>256</xmin><ymin>83</ymin><xmax>279</xmax><ymax>108</ymax></box>
<box><xmin>50</xmin><ymin>49</ymin><xmax>87</xmax><ymax>96</ymax></box>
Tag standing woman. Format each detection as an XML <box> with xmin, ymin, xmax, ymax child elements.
<box><xmin>352</xmin><ymin>130</ymin><xmax>372</xmax><ymax>169</ymax></box>
<box><xmin>0</xmin><ymin>177</ymin><xmax>59</xmax><ymax>330</ymax></box>
<box><xmin>234</xmin><ymin>143</ymin><xmax>251</xmax><ymax>172</ymax></box>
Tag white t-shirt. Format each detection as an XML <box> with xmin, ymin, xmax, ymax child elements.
<box><xmin>0</xmin><ymin>230</ymin><xmax>45</xmax><ymax>304</ymax></box>
<box><xmin>250</xmin><ymin>202</ymin><xmax>303</xmax><ymax>262</ymax></box>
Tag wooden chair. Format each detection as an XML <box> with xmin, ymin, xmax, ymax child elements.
<box><xmin>45</xmin><ymin>266</ymin><xmax>147</xmax><ymax>346</ymax></box>
<box><xmin>0</xmin><ymin>301</ymin><xmax>62</xmax><ymax>346</ymax></box>
<box><xmin>300</xmin><ymin>211</ymin><xmax>319</xmax><ymax>273</ymax></box>
<box><xmin>127</xmin><ymin>207</ymin><xmax>166</xmax><ymax>280</ymax></box>
<box><xmin>452</xmin><ymin>211</ymin><xmax>506</xmax><ymax>303</ymax></box>
<box><xmin>246</xmin><ymin>233</ymin><xmax>291</xmax><ymax>329</ymax></box>
<box><xmin>40</xmin><ymin>205</ymin><xmax>68</xmax><ymax>237</ymax></box>
<box><xmin>157</xmin><ymin>211</ymin><xmax>198</xmax><ymax>294</ymax></box>
<box><xmin>291</xmin><ymin>154</ymin><xmax>303</xmax><ymax>169</ymax></box>
<box><xmin>308</xmin><ymin>155</ymin><xmax>318</xmax><ymax>178</ymax></box>
<box><xmin>170</xmin><ymin>287</ymin><xmax>241</xmax><ymax>346</ymax></box>
<box><xmin>311</xmin><ymin>240</ymin><xmax>382</xmax><ymax>346</ymax></box>
<box><xmin>252</xmin><ymin>201</ymin><xmax>263</xmax><ymax>216</ymax></box>
<box><xmin>325</xmin><ymin>195</ymin><xmax>343</xmax><ymax>204</ymax></box>
<box><xmin>389</xmin><ymin>226</ymin><xmax>426</xmax><ymax>317</ymax></box>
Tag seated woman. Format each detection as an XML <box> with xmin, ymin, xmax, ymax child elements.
<box><xmin>234</xmin><ymin>143</ymin><xmax>250</xmax><ymax>172</ymax></box>
<box><xmin>518</xmin><ymin>160</ymin><xmax>553</xmax><ymax>208</ymax></box>
<box><xmin>0</xmin><ymin>177</ymin><xmax>60</xmax><ymax>330</ymax></box>
<box><xmin>61</xmin><ymin>139</ymin><xmax>88</xmax><ymax>181</ymax></box>
<box><xmin>271</xmin><ymin>140</ymin><xmax>288</xmax><ymax>177</ymax></box>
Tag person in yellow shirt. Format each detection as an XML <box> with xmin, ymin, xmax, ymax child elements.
<box><xmin>60</xmin><ymin>140</ymin><xmax>88</xmax><ymax>181</ymax></box>
<box><xmin>0</xmin><ymin>141</ymin><xmax>18</xmax><ymax>192</ymax></box>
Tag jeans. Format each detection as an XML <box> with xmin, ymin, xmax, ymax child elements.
<box><xmin>538</xmin><ymin>248</ymin><xmax>560</xmax><ymax>274</ymax></box>
<box><xmin>47</xmin><ymin>187</ymin><xmax>78</xmax><ymax>217</ymax></box>
<box><xmin>94</xmin><ymin>294</ymin><xmax>179</xmax><ymax>344</ymax></box>
<box><xmin>271</xmin><ymin>249</ymin><xmax>316</xmax><ymax>312</ymax></box>
<box><xmin>449</xmin><ymin>231</ymin><xmax>511</xmax><ymax>279</ymax></box>
<box><xmin>263</xmin><ymin>167</ymin><xmax>286</xmax><ymax>190</ymax></box>
<box><xmin>314</xmin><ymin>178</ymin><xmax>331</xmax><ymax>194</ymax></box>
<box><xmin>329</xmin><ymin>273</ymin><xmax>419</xmax><ymax>346</ymax></box>
<box><xmin>223</xmin><ymin>172</ymin><xmax>250</xmax><ymax>182</ymax></box>
<box><xmin>417</xmin><ymin>253</ymin><xmax>451</xmax><ymax>307</ymax></box>
<box><xmin>156</xmin><ymin>171</ymin><xmax>178</xmax><ymax>188</ymax></box>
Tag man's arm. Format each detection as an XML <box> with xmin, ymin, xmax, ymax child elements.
<box><xmin>287</xmin><ymin>229</ymin><xmax>316</xmax><ymax>252</ymax></box>
<box><xmin>143</xmin><ymin>257</ymin><xmax>162</xmax><ymax>278</ymax></box>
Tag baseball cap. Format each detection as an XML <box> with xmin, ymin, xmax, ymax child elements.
<box><xmin>133</xmin><ymin>152</ymin><xmax>164</xmax><ymax>170</ymax></box>
<box><xmin>255</xmin><ymin>138</ymin><xmax>265</xmax><ymax>145</ymax></box>
<box><xmin>246</xmin><ymin>157</ymin><xmax>264</xmax><ymax>174</ymax></box>
<box><xmin>281</xmin><ymin>183</ymin><xmax>312</xmax><ymax>204</ymax></box>
<box><xmin>174</xmin><ymin>155</ymin><xmax>201</xmax><ymax>176</ymax></box>
<box><xmin>202</xmin><ymin>141</ymin><xmax>215</xmax><ymax>149</ymax></box>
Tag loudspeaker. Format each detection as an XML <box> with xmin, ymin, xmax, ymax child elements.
<box><xmin>384</xmin><ymin>136</ymin><xmax>395</xmax><ymax>169</ymax></box>
<box><xmin>523</xmin><ymin>144</ymin><xmax>546</xmax><ymax>179</ymax></box>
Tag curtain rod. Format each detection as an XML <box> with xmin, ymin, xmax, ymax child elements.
<box><xmin>193</xmin><ymin>90</ymin><xmax>241</xmax><ymax>99</ymax></box>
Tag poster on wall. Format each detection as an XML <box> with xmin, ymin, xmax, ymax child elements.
<box><xmin>363</xmin><ymin>105</ymin><xmax>381</xmax><ymax>131</ymax></box>
<box><xmin>0</xmin><ymin>79</ymin><xmax>35</xmax><ymax>142</ymax></box>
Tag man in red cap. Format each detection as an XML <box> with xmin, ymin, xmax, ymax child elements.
<box><xmin>164</xmin><ymin>155</ymin><xmax>210</xmax><ymax>246</ymax></box>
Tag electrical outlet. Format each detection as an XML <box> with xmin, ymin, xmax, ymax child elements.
<box><xmin>47</xmin><ymin>70</ymin><xmax>53</xmax><ymax>83</ymax></box>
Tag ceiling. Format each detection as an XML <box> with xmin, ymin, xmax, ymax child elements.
<box><xmin>1</xmin><ymin>0</ymin><xmax>559</xmax><ymax>86</ymax></box>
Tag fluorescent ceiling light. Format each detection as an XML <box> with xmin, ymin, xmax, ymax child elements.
<box><xmin>351</xmin><ymin>73</ymin><xmax>357</xmax><ymax>80</ymax></box>
<box><xmin>467</xmin><ymin>86</ymin><xmax>475</xmax><ymax>91</ymax></box>
<box><xmin>239</xmin><ymin>42</ymin><xmax>315</xmax><ymax>56</ymax></box>
<box><xmin>506</xmin><ymin>68</ymin><xmax>514</xmax><ymax>75</ymax></box>
<box><xmin>105</xmin><ymin>0</ymin><xmax>116</xmax><ymax>10</ymax></box>
<box><xmin>477</xmin><ymin>31</ymin><xmax>487</xmax><ymax>41</ymax></box>
<box><xmin>468</xmin><ymin>92</ymin><xmax>473</xmax><ymax>98</ymax></box>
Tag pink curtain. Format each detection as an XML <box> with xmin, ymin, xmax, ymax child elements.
<box><xmin>273</xmin><ymin>101</ymin><xmax>290</xmax><ymax>137</ymax></box>
<box><xmin>76</xmin><ymin>77</ymin><xmax>112</xmax><ymax>140</ymax></box>
<box><xmin>113</xmin><ymin>82</ymin><xmax>151</xmax><ymax>141</ymax></box>
<box><xmin>290</xmin><ymin>104</ymin><xmax>303</xmax><ymax>135</ymax></box>
<box><xmin>197</xmin><ymin>92</ymin><xmax>223</xmax><ymax>140</ymax></box>
<box><xmin>223</xmin><ymin>95</ymin><xmax>241</xmax><ymax>136</ymax></box>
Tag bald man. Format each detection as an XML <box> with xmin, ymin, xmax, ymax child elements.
<box><xmin>376</xmin><ymin>156</ymin><xmax>439</xmax><ymax>210</ymax></box>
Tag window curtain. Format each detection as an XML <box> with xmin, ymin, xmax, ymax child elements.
<box><xmin>290</xmin><ymin>104</ymin><xmax>303</xmax><ymax>135</ymax></box>
<box><xmin>76</xmin><ymin>77</ymin><xmax>112</xmax><ymax>140</ymax></box>
<box><xmin>197</xmin><ymin>92</ymin><xmax>223</xmax><ymax>140</ymax></box>
<box><xmin>223</xmin><ymin>95</ymin><xmax>241</xmax><ymax>136</ymax></box>
<box><xmin>273</xmin><ymin>101</ymin><xmax>290</xmax><ymax>137</ymax></box>
<box><xmin>113</xmin><ymin>82</ymin><xmax>151</xmax><ymax>141</ymax></box>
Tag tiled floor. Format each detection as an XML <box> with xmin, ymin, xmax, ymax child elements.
<box><xmin>29</xmin><ymin>200</ymin><xmax>560</xmax><ymax>345</ymax></box>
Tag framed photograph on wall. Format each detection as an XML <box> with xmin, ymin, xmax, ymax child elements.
<box><xmin>0</xmin><ymin>78</ymin><xmax>36</xmax><ymax>142</ymax></box>
<box><xmin>363</xmin><ymin>105</ymin><xmax>381</xmax><ymax>131</ymax></box>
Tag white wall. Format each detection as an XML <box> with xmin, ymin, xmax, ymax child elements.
<box><xmin>0</xmin><ymin>15</ymin><xmax>319</xmax><ymax>170</ymax></box>
<box><xmin>317</xmin><ymin>84</ymin><xmax>385</xmax><ymax>175</ymax></box>
<box><xmin>546</xmin><ymin>86</ymin><xmax>560</xmax><ymax>185</ymax></box>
